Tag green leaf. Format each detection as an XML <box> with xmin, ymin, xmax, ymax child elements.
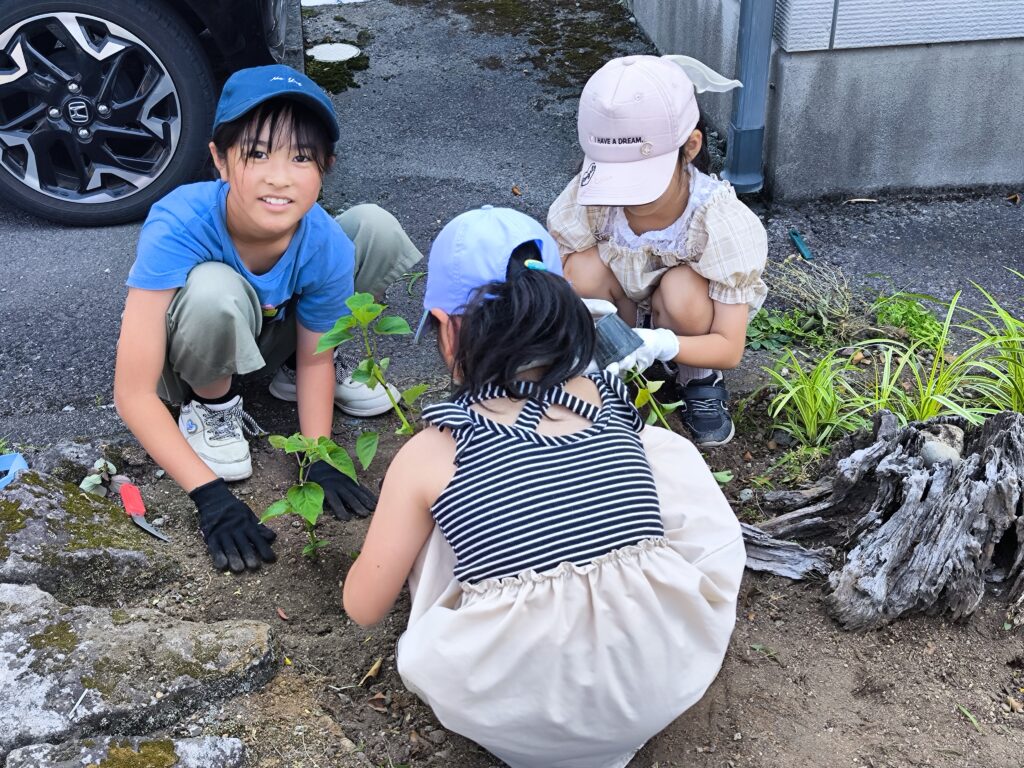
<box><xmin>646</xmin><ymin>379</ymin><xmax>664</xmax><ymax>394</ymax></box>
<box><xmin>351</xmin><ymin>303</ymin><xmax>384</xmax><ymax>327</ymax></box>
<box><xmin>316</xmin><ymin>324</ymin><xmax>355</xmax><ymax>353</ymax></box>
<box><xmin>351</xmin><ymin>358</ymin><xmax>374</xmax><ymax>386</ymax></box>
<box><xmin>644</xmin><ymin>409</ymin><xmax>658</xmax><ymax>426</ymax></box>
<box><xmin>345</xmin><ymin>292</ymin><xmax>375</xmax><ymax>312</ymax></box>
<box><xmin>268</xmin><ymin>434</ymin><xmax>288</xmax><ymax>450</ymax></box>
<box><xmin>712</xmin><ymin>470</ymin><xmax>734</xmax><ymax>485</ymax></box>
<box><xmin>284</xmin><ymin>434</ymin><xmax>308</xmax><ymax>454</ymax></box>
<box><xmin>355</xmin><ymin>431</ymin><xmax>379</xmax><ymax>470</ymax></box>
<box><xmin>634</xmin><ymin>388</ymin><xmax>651</xmax><ymax>408</ymax></box>
<box><xmin>320</xmin><ymin>444</ymin><xmax>356</xmax><ymax>482</ymax></box>
<box><xmin>401</xmin><ymin>383</ymin><xmax>430</xmax><ymax>406</ymax></box>
<box><xmin>374</xmin><ymin>316</ymin><xmax>413</xmax><ymax>335</ymax></box>
<box><xmin>288</xmin><ymin>482</ymin><xmax>325</xmax><ymax>526</ymax></box>
<box><xmin>377</xmin><ymin>357</ymin><xmax>390</xmax><ymax>374</ymax></box>
<box><xmin>260</xmin><ymin>498</ymin><xmax>291</xmax><ymax>523</ymax></box>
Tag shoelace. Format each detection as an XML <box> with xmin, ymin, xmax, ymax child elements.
<box><xmin>204</xmin><ymin>401</ymin><xmax>267</xmax><ymax>440</ymax></box>
<box><xmin>282</xmin><ymin>349</ymin><xmax>354</xmax><ymax>383</ymax></box>
<box><xmin>688</xmin><ymin>398</ymin><xmax>725</xmax><ymax>417</ymax></box>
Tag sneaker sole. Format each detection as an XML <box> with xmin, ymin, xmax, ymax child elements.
<box><xmin>203</xmin><ymin>455</ymin><xmax>253</xmax><ymax>482</ymax></box>
<box><xmin>693</xmin><ymin>420</ymin><xmax>736</xmax><ymax>448</ymax></box>
<box><xmin>268</xmin><ymin>378</ymin><xmax>395</xmax><ymax>418</ymax></box>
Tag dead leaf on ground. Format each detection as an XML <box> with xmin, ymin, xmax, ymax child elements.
<box><xmin>359</xmin><ymin>656</ymin><xmax>383</xmax><ymax>686</ymax></box>
<box><xmin>742</xmin><ymin>451</ymin><xmax>753</xmax><ymax>462</ymax></box>
<box><xmin>851</xmin><ymin>350</ymin><xmax>865</xmax><ymax>364</ymax></box>
<box><xmin>1006</xmin><ymin>193</ymin><xmax>1021</xmax><ymax>206</ymax></box>
<box><xmin>276</xmin><ymin>607</ymin><xmax>289</xmax><ymax>621</ymax></box>
<box><xmin>843</xmin><ymin>197</ymin><xmax>878</xmax><ymax>204</ymax></box>
<box><xmin>366</xmin><ymin>691</ymin><xmax>388</xmax><ymax>713</ymax></box>
<box><xmin>511</xmin><ymin>184</ymin><xmax>522</xmax><ymax>196</ymax></box>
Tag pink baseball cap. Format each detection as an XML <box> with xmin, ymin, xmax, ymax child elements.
<box><xmin>576</xmin><ymin>55</ymin><xmax>700</xmax><ymax>206</ymax></box>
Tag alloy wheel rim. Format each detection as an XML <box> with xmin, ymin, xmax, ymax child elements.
<box><xmin>0</xmin><ymin>12</ymin><xmax>182</xmax><ymax>204</ymax></box>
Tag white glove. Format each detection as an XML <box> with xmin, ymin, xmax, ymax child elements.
<box><xmin>580</xmin><ymin>297</ymin><xmax>618</xmax><ymax>320</ymax></box>
<box><xmin>606</xmin><ymin>328</ymin><xmax>680</xmax><ymax>378</ymax></box>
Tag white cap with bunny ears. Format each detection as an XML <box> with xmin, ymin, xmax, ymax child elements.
<box><xmin>576</xmin><ymin>54</ymin><xmax>741</xmax><ymax>206</ymax></box>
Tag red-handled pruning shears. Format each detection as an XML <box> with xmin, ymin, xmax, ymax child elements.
<box><xmin>119</xmin><ymin>483</ymin><xmax>170</xmax><ymax>542</ymax></box>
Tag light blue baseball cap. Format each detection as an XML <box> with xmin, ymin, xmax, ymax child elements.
<box><xmin>213</xmin><ymin>64</ymin><xmax>340</xmax><ymax>142</ymax></box>
<box><xmin>413</xmin><ymin>206</ymin><xmax>563</xmax><ymax>342</ymax></box>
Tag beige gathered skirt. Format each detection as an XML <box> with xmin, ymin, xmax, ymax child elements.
<box><xmin>397</xmin><ymin>426</ymin><xmax>745</xmax><ymax>768</ymax></box>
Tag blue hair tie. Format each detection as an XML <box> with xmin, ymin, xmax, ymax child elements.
<box><xmin>523</xmin><ymin>259</ymin><xmax>547</xmax><ymax>272</ymax></box>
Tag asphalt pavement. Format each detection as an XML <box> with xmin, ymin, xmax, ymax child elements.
<box><xmin>1</xmin><ymin>0</ymin><xmax>1021</xmax><ymax>445</ymax></box>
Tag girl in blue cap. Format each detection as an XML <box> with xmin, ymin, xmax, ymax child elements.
<box><xmin>343</xmin><ymin>206</ymin><xmax>744</xmax><ymax>768</ymax></box>
<box><xmin>113</xmin><ymin>65</ymin><xmax>421</xmax><ymax>573</ymax></box>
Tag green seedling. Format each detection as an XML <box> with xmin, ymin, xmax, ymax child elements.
<box><xmin>80</xmin><ymin>458</ymin><xmax>117</xmax><ymax>496</ymax></box>
<box><xmin>402</xmin><ymin>270</ymin><xmax>427</xmax><ymax>297</ymax></box>
<box><xmin>955</xmin><ymin>702</ymin><xmax>984</xmax><ymax>734</ymax></box>
<box><xmin>625</xmin><ymin>368</ymin><xmax>683</xmax><ymax>431</ymax></box>
<box><xmin>318</xmin><ymin>292</ymin><xmax>429</xmax><ymax>435</ymax></box>
<box><xmin>261</xmin><ymin>432</ymin><xmax>376</xmax><ymax>559</ymax></box>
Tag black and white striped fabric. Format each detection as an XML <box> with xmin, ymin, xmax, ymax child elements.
<box><xmin>421</xmin><ymin>372</ymin><xmax>664</xmax><ymax>584</ymax></box>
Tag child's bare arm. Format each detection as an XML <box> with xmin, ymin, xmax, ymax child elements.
<box><xmin>342</xmin><ymin>427</ymin><xmax>454</xmax><ymax>626</ymax></box>
<box><xmin>113</xmin><ymin>287</ymin><xmax>217</xmax><ymax>492</ymax></box>
<box><xmin>295</xmin><ymin>322</ymin><xmax>335</xmax><ymax>440</ymax></box>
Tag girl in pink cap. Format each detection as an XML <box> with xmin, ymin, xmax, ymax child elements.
<box><xmin>548</xmin><ymin>54</ymin><xmax>768</xmax><ymax>446</ymax></box>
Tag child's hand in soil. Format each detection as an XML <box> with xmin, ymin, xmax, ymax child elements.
<box><xmin>190</xmin><ymin>478</ymin><xmax>277</xmax><ymax>572</ymax></box>
<box><xmin>307</xmin><ymin>460</ymin><xmax>377</xmax><ymax>521</ymax></box>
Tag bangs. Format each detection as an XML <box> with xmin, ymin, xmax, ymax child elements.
<box><xmin>213</xmin><ymin>98</ymin><xmax>334</xmax><ymax>174</ymax></box>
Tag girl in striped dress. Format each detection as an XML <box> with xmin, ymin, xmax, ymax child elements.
<box><xmin>342</xmin><ymin>206</ymin><xmax>745</xmax><ymax>768</ymax></box>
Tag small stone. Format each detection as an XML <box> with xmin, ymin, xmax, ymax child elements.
<box><xmin>1001</xmin><ymin>702</ymin><xmax>1012</xmax><ymax>713</ymax></box>
<box><xmin>850</xmin><ymin>350</ymin><xmax>865</xmax><ymax>364</ymax></box>
<box><xmin>738</xmin><ymin>489</ymin><xmax>754</xmax><ymax>503</ymax></box>
<box><xmin>291</xmin><ymin>520</ymin><xmax>302</xmax><ymax>529</ymax></box>
<box><xmin>1007</xmin><ymin>696</ymin><xmax>1023</xmax><ymax>713</ymax></box>
<box><xmin>152</xmin><ymin>517</ymin><xmax>166</xmax><ymax>526</ymax></box>
<box><xmin>742</xmin><ymin>451</ymin><xmax>753</xmax><ymax>462</ymax></box>
<box><xmin>62</xmin><ymin>405</ymin><xmax>75</xmax><ymax>412</ymax></box>
<box><xmin>733</xmin><ymin>732</ymin><xmax>742</xmax><ymax>741</ymax></box>
<box><xmin>427</xmin><ymin>729</ymin><xmax>447</xmax><ymax>745</ymax></box>
<box><xmin>767</xmin><ymin>440</ymin><xmax>779</xmax><ymax>451</ymax></box>
<box><xmin>154</xmin><ymin>469</ymin><xmax>166</xmax><ymax>479</ymax></box>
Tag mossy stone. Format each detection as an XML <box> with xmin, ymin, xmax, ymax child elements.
<box><xmin>88</xmin><ymin>740</ymin><xmax>179</xmax><ymax>767</ymax></box>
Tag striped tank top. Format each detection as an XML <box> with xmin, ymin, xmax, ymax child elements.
<box><xmin>421</xmin><ymin>372</ymin><xmax>664</xmax><ymax>584</ymax></box>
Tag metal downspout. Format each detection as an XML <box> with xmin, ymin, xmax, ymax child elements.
<box><xmin>721</xmin><ymin>0</ymin><xmax>776</xmax><ymax>193</ymax></box>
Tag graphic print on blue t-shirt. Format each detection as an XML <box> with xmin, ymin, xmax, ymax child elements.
<box><xmin>127</xmin><ymin>181</ymin><xmax>354</xmax><ymax>332</ymax></box>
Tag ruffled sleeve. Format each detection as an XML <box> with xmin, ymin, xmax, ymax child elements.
<box><xmin>546</xmin><ymin>174</ymin><xmax>598</xmax><ymax>262</ymax></box>
<box><xmin>686</xmin><ymin>190</ymin><xmax>768</xmax><ymax>313</ymax></box>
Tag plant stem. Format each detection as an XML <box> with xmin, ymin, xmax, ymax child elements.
<box><xmin>627</xmin><ymin>369</ymin><xmax>674</xmax><ymax>430</ymax></box>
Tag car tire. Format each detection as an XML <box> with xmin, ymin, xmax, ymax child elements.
<box><xmin>0</xmin><ymin>0</ymin><xmax>215</xmax><ymax>225</ymax></box>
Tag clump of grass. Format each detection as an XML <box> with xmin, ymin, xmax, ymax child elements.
<box><xmin>765</xmin><ymin>349</ymin><xmax>869</xmax><ymax>447</ymax></box>
<box><xmin>871</xmin><ymin>292</ymin><xmax>944</xmax><ymax>349</ymax></box>
<box><xmin>961</xmin><ymin>271</ymin><xmax>1024</xmax><ymax>413</ymax></box>
<box><xmin>304</xmin><ymin>50</ymin><xmax>370</xmax><ymax>93</ymax></box>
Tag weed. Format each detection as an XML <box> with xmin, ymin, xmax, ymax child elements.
<box><xmin>871</xmin><ymin>292</ymin><xmax>944</xmax><ymax>349</ymax></box>
<box><xmin>765</xmin><ymin>349</ymin><xmax>869</xmax><ymax>447</ymax></box>
<box><xmin>747</xmin><ymin>308</ymin><xmax>825</xmax><ymax>352</ymax></box>
<box><xmin>752</xmin><ymin>445</ymin><xmax>829</xmax><ymax>488</ymax></box>
<box><xmin>261</xmin><ymin>433</ymin><xmax>376</xmax><ymax>559</ymax></box>
<box><xmin>318</xmin><ymin>293</ymin><xmax>429</xmax><ymax>435</ymax></box>
<box><xmin>401</xmin><ymin>270</ymin><xmax>427</xmax><ymax>298</ymax></box>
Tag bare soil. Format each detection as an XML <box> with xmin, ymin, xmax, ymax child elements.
<box><xmin>111</xmin><ymin>374</ymin><xmax>1024</xmax><ymax>768</ymax></box>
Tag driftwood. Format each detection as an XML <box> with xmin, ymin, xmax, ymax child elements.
<box><xmin>740</xmin><ymin>523</ymin><xmax>833</xmax><ymax>580</ymax></box>
<box><xmin>753</xmin><ymin>410</ymin><xmax>1024</xmax><ymax>630</ymax></box>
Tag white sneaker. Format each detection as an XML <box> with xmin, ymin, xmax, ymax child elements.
<box><xmin>268</xmin><ymin>350</ymin><xmax>399</xmax><ymax>418</ymax></box>
<box><xmin>178</xmin><ymin>397</ymin><xmax>259</xmax><ymax>481</ymax></box>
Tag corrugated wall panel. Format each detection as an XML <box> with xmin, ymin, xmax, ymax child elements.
<box><xmin>774</xmin><ymin>0</ymin><xmax>835</xmax><ymax>51</ymax></box>
<box><xmin>833</xmin><ymin>0</ymin><xmax>1024</xmax><ymax>49</ymax></box>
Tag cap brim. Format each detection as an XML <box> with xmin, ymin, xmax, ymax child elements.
<box><xmin>576</xmin><ymin>151</ymin><xmax>678</xmax><ymax>206</ymax></box>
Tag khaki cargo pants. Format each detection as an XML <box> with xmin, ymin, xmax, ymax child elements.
<box><xmin>158</xmin><ymin>204</ymin><xmax>422</xmax><ymax>403</ymax></box>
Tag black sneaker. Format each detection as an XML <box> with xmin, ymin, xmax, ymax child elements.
<box><xmin>679</xmin><ymin>372</ymin><xmax>735</xmax><ymax>446</ymax></box>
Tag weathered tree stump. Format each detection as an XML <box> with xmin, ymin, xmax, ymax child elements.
<box><xmin>752</xmin><ymin>410</ymin><xmax>1024</xmax><ymax>630</ymax></box>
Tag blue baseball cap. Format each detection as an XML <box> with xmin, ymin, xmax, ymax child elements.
<box><xmin>414</xmin><ymin>206</ymin><xmax>563</xmax><ymax>342</ymax></box>
<box><xmin>213</xmin><ymin>64</ymin><xmax>340</xmax><ymax>143</ymax></box>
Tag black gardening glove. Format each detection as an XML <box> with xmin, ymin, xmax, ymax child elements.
<box><xmin>307</xmin><ymin>460</ymin><xmax>377</xmax><ymax>522</ymax></box>
<box><xmin>190</xmin><ymin>478</ymin><xmax>277</xmax><ymax>572</ymax></box>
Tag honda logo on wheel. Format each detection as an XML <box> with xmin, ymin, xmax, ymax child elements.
<box><xmin>66</xmin><ymin>100</ymin><xmax>90</xmax><ymax>125</ymax></box>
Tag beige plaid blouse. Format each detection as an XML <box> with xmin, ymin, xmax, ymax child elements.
<box><xmin>547</xmin><ymin>170</ymin><xmax>768</xmax><ymax>312</ymax></box>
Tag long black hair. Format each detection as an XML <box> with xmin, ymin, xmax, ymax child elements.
<box><xmin>211</xmin><ymin>97</ymin><xmax>335</xmax><ymax>175</ymax></box>
<box><xmin>452</xmin><ymin>242</ymin><xmax>596</xmax><ymax>399</ymax></box>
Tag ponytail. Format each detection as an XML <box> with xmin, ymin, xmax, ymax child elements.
<box><xmin>452</xmin><ymin>244</ymin><xmax>595</xmax><ymax>398</ymax></box>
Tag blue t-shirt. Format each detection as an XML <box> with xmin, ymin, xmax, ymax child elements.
<box><xmin>128</xmin><ymin>180</ymin><xmax>353</xmax><ymax>332</ymax></box>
